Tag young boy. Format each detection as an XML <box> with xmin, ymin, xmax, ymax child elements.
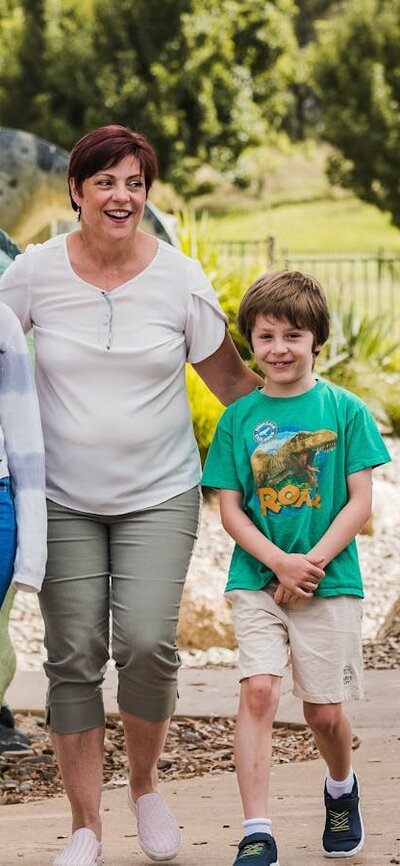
<box><xmin>201</xmin><ymin>270</ymin><xmax>391</xmax><ymax>866</ymax></box>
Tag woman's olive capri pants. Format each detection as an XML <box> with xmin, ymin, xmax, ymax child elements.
<box><xmin>39</xmin><ymin>487</ymin><xmax>200</xmax><ymax>734</ymax></box>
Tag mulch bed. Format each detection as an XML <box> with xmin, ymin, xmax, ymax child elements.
<box><xmin>0</xmin><ymin>716</ymin><xmax>321</xmax><ymax>806</ymax></box>
<box><xmin>1</xmin><ymin>636</ymin><xmax>397</xmax><ymax>807</ymax></box>
<box><xmin>362</xmin><ymin>636</ymin><xmax>400</xmax><ymax>669</ymax></box>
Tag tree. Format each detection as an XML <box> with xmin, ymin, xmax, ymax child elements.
<box><xmin>0</xmin><ymin>0</ymin><xmax>94</xmax><ymax>145</ymax></box>
<box><xmin>312</xmin><ymin>0</ymin><xmax>400</xmax><ymax>227</ymax></box>
<box><xmin>293</xmin><ymin>0</ymin><xmax>340</xmax><ymax>46</ymax></box>
<box><xmin>0</xmin><ymin>0</ymin><xmax>298</xmax><ymax>184</ymax></box>
<box><xmin>285</xmin><ymin>0</ymin><xmax>340</xmax><ymax>140</ymax></box>
<box><xmin>0</xmin><ymin>0</ymin><xmax>47</xmax><ymax>130</ymax></box>
<box><xmin>87</xmin><ymin>0</ymin><xmax>298</xmax><ymax>184</ymax></box>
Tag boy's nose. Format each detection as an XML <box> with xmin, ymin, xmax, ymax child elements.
<box><xmin>272</xmin><ymin>341</ymin><xmax>288</xmax><ymax>353</ymax></box>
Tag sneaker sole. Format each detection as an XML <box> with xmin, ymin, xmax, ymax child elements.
<box><xmin>138</xmin><ymin>841</ymin><xmax>180</xmax><ymax>861</ymax></box>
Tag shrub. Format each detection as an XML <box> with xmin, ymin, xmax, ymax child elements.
<box><xmin>384</xmin><ymin>384</ymin><xmax>400</xmax><ymax>434</ymax></box>
<box><xmin>186</xmin><ymin>366</ymin><xmax>224</xmax><ymax>466</ymax></box>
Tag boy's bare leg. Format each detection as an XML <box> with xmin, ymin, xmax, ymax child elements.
<box><xmin>303</xmin><ymin>701</ymin><xmax>353</xmax><ymax>779</ymax></box>
<box><xmin>235</xmin><ymin>674</ymin><xmax>281</xmax><ymax>817</ymax></box>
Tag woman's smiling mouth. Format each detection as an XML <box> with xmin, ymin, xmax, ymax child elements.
<box><xmin>105</xmin><ymin>209</ymin><xmax>132</xmax><ymax>220</ymax></box>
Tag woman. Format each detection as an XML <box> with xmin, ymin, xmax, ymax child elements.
<box><xmin>0</xmin><ymin>125</ymin><xmax>261</xmax><ymax>866</ymax></box>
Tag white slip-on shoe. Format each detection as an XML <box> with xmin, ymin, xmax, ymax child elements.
<box><xmin>53</xmin><ymin>828</ymin><xmax>102</xmax><ymax>866</ymax></box>
<box><xmin>128</xmin><ymin>787</ymin><xmax>182</xmax><ymax>861</ymax></box>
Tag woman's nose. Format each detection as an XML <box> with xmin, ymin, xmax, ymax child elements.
<box><xmin>113</xmin><ymin>183</ymin><xmax>130</xmax><ymax>200</ymax></box>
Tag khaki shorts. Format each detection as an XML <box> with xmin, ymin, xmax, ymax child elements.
<box><xmin>226</xmin><ymin>582</ymin><xmax>363</xmax><ymax>704</ymax></box>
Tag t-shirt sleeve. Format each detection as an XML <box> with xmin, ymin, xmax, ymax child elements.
<box><xmin>0</xmin><ymin>249</ymin><xmax>33</xmax><ymax>332</ymax></box>
<box><xmin>345</xmin><ymin>401</ymin><xmax>392</xmax><ymax>475</ymax></box>
<box><xmin>201</xmin><ymin>408</ymin><xmax>242</xmax><ymax>490</ymax></box>
<box><xmin>185</xmin><ymin>259</ymin><xmax>227</xmax><ymax>364</ymax></box>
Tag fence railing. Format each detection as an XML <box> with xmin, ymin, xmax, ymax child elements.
<box><xmin>212</xmin><ymin>239</ymin><xmax>400</xmax><ymax>335</ymax></box>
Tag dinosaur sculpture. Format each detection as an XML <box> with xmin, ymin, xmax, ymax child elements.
<box><xmin>0</xmin><ymin>127</ymin><xmax>177</xmax><ymax>246</ymax></box>
<box><xmin>251</xmin><ymin>429</ymin><xmax>337</xmax><ymax>490</ymax></box>
<box><xmin>0</xmin><ymin>228</ymin><xmax>20</xmax><ymax>276</ymax></box>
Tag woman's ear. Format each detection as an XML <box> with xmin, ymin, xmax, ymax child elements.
<box><xmin>69</xmin><ymin>177</ymin><xmax>81</xmax><ymax>209</ymax></box>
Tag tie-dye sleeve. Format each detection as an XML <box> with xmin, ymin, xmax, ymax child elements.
<box><xmin>0</xmin><ymin>303</ymin><xmax>47</xmax><ymax>592</ymax></box>
<box><xmin>0</xmin><ymin>251</ymin><xmax>32</xmax><ymax>333</ymax></box>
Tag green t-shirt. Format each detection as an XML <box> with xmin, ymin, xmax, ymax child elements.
<box><xmin>202</xmin><ymin>379</ymin><xmax>391</xmax><ymax>597</ymax></box>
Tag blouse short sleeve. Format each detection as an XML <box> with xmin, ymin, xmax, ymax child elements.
<box><xmin>185</xmin><ymin>259</ymin><xmax>227</xmax><ymax>364</ymax></box>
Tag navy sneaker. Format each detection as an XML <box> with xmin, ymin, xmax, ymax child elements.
<box><xmin>322</xmin><ymin>774</ymin><xmax>364</xmax><ymax>858</ymax></box>
<box><xmin>232</xmin><ymin>833</ymin><xmax>279</xmax><ymax>866</ymax></box>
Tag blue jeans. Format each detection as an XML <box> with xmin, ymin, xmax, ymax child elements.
<box><xmin>0</xmin><ymin>478</ymin><xmax>16</xmax><ymax>609</ymax></box>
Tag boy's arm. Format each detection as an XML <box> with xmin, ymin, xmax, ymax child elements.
<box><xmin>307</xmin><ymin>467</ymin><xmax>372</xmax><ymax>567</ymax></box>
<box><xmin>219</xmin><ymin>488</ymin><xmax>325</xmax><ymax>599</ymax></box>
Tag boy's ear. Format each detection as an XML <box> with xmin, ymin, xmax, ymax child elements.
<box><xmin>313</xmin><ymin>343</ymin><xmax>322</xmax><ymax>355</ymax></box>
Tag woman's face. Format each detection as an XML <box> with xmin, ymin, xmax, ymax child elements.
<box><xmin>69</xmin><ymin>155</ymin><xmax>147</xmax><ymax>240</ymax></box>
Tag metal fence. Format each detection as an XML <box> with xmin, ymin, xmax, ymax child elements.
<box><xmin>212</xmin><ymin>239</ymin><xmax>400</xmax><ymax>335</ymax></box>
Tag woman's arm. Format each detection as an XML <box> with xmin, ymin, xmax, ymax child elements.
<box><xmin>307</xmin><ymin>467</ymin><xmax>372</xmax><ymax>568</ymax></box>
<box><xmin>220</xmin><ymin>488</ymin><xmax>324</xmax><ymax>598</ymax></box>
<box><xmin>193</xmin><ymin>330</ymin><xmax>263</xmax><ymax>406</ymax></box>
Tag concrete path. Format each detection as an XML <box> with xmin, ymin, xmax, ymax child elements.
<box><xmin>1</xmin><ymin>667</ymin><xmax>399</xmax><ymax>865</ymax></box>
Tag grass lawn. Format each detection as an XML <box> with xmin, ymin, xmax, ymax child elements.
<box><xmin>206</xmin><ymin>195</ymin><xmax>400</xmax><ymax>254</ymax></box>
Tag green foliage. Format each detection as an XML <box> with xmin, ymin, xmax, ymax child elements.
<box><xmin>312</xmin><ymin>0</ymin><xmax>400</xmax><ymax>227</ymax></box>
<box><xmin>0</xmin><ymin>0</ymin><xmax>299</xmax><ymax>181</ymax></box>
<box><xmin>176</xmin><ymin>208</ymin><xmax>258</xmax><ymax>363</ymax></box>
<box><xmin>186</xmin><ymin>365</ymin><xmax>224</xmax><ymax>465</ymax></box>
<box><xmin>384</xmin><ymin>387</ymin><xmax>400</xmax><ymax>435</ymax></box>
<box><xmin>317</xmin><ymin>305</ymin><xmax>400</xmax><ymax>419</ymax></box>
<box><xmin>207</xmin><ymin>194</ymin><xmax>400</xmax><ymax>254</ymax></box>
<box><xmin>0</xmin><ymin>0</ymin><xmax>96</xmax><ymax>145</ymax></box>
<box><xmin>320</xmin><ymin>307</ymin><xmax>400</xmax><ymax>369</ymax></box>
<box><xmin>293</xmin><ymin>0</ymin><xmax>340</xmax><ymax>45</ymax></box>
<box><xmin>178</xmin><ymin>209</ymin><xmax>259</xmax><ymax>460</ymax></box>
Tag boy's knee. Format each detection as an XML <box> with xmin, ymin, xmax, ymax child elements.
<box><xmin>304</xmin><ymin>702</ymin><xmax>342</xmax><ymax>736</ymax></box>
<box><xmin>241</xmin><ymin>674</ymin><xmax>280</xmax><ymax>716</ymax></box>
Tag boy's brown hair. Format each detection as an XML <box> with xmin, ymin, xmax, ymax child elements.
<box><xmin>238</xmin><ymin>269</ymin><xmax>330</xmax><ymax>353</ymax></box>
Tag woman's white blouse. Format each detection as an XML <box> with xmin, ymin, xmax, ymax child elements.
<box><xmin>0</xmin><ymin>302</ymin><xmax>46</xmax><ymax>591</ymax></box>
<box><xmin>0</xmin><ymin>235</ymin><xmax>226</xmax><ymax>514</ymax></box>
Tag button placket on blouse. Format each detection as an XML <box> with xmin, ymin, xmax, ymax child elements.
<box><xmin>99</xmin><ymin>291</ymin><xmax>114</xmax><ymax>350</ymax></box>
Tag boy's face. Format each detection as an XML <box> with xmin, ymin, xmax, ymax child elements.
<box><xmin>251</xmin><ymin>314</ymin><xmax>320</xmax><ymax>397</ymax></box>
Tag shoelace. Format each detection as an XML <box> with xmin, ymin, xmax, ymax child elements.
<box><xmin>239</xmin><ymin>841</ymin><xmax>269</xmax><ymax>858</ymax></box>
<box><xmin>328</xmin><ymin>808</ymin><xmax>350</xmax><ymax>833</ymax></box>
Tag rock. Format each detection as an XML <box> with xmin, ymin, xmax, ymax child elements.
<box><xmin>377</xmin><ymin>596</ymin><xmax>400</xmax><ymax>639</ymax></box>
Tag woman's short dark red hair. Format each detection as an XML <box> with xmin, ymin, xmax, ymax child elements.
<box><xmin>68</xmin><ymin>125</ymin><xmax>158</xmax><ymax>210</ymax></box>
